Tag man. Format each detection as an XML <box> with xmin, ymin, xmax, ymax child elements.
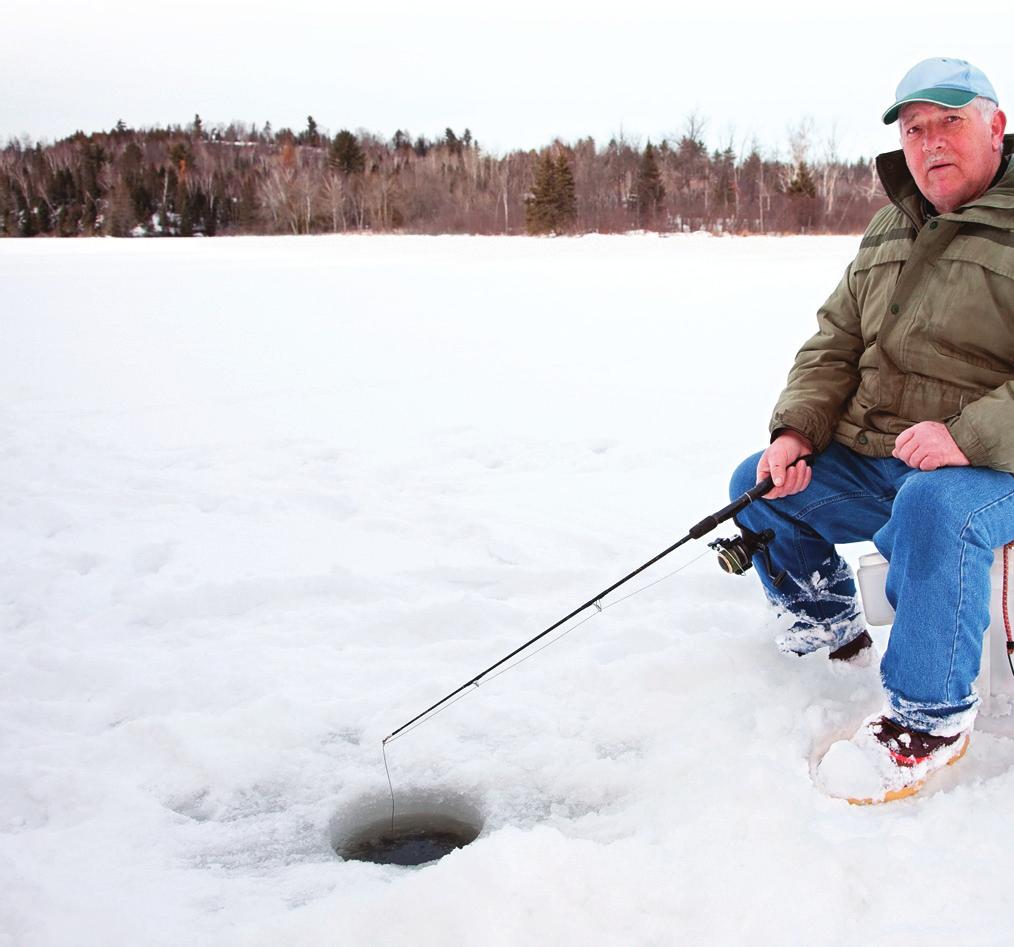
<box><xmin>729</xmin><ymin>57</ymin><xmax>1014</xmax><ymax>804</ymax></box>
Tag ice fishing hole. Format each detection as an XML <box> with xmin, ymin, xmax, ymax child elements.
<box><xmin>331</xmin><ymin>791</ymin><xmax>483</xmax><ymax>867</ymax></box>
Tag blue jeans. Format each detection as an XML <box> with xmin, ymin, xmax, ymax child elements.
<box><xmin>730</xmin><ymin>442</ymin><xmax>1014</xmax><ymax>734</ymax></box>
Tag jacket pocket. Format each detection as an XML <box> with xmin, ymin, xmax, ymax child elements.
<box><xmin>940</xmin><ymin>229</ymin><xmax>1014</xmax><ymax>280</ymax></box>
<box><xmin>898</xmin><ymin>374</ymin><xmax>984</xmax><ymax>422</ymax></box>
<box><xmin>922</xmin><ymin>250</ymin><xmax>1014</xmax><ymax>375</ymax></box>
<box><xmin>930</xmin><ymin>338</ymin><xmax>1010</xmax><ymax>373</ymax></box>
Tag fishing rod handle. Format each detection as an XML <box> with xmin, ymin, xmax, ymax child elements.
<box><xmin>686</xmin><ymin>454</ymin><xmax>813</xmax><ymax>540</ymax></box>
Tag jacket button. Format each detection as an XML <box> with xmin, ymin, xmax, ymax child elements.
<box><xmin>929</xmin><ymin>220</ymin><xmax>939</xmax><ymax>230</ymax></box>
<box><xmin>858</xmin><ymin>433</ymin><xmax>869</xmax><ymax>445</ymax></box>
<box><xmin>890</xmin><ymin>304</ymin><xmax>900</xmax><ymax>314</ymax></box>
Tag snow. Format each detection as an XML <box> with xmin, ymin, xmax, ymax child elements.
<box><xmin>4</xmin><ymin>233</ymin><xmax>1014</xmax><ymax>946</ymax></box>
<box><xmin>816</xmin><ymin>735</ymin><xmax>886</xmax><ymax>801</ymax></box>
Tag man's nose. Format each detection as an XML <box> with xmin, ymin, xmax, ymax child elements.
<box><xmin>922</xmin><ymin>127</ymin><xmax>946</xmax><ymax>151</ymax></box>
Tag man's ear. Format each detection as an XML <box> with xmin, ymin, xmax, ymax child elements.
<box><xmin>991</xmin><ymin>109</ymin><xmax>1007</xmax><ymax>150</ymax></box>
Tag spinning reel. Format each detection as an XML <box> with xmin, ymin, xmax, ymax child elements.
<box><xmin>709</xmin><ymin>523</ymin><xmax>786</xmax><ymax>587</ymax></box>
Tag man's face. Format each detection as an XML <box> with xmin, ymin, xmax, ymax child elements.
<box><xmin>899</xmin><ymin>100</ymin><xmax>1006</xmax><ymax>213</ymax></box>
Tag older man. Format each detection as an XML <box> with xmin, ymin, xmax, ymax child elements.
<box><xmin>729</xmin><ymin>57</ymin><xmax>1014</xmax><ymax>804</ymax></box>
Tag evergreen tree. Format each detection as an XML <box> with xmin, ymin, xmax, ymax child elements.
<box><xmin>303</xmin><ymin>115</ymin><xmax>320</xmax><ymax>147</ymax></box>
<box><xmin>19</xmin><ymin>210</ymin><xmax>39</xmax><ymax>238</ymax></box>
<box><xmin>525</xmin><ymin>152</ymin><xmax>554</xmax><ymax>233</ymax></box>
<box><xmin>77</xmin><ymin>139</ymin><xmax>106</xmax><ymax>233</ymax></box>
<box><xmin>238</xmin><ymin>176</ymin><xmax>259</xmax><ymax>230</ymax></box>
<box><xmin>17</xmin><ymin>186</ymin><xmax>39</xmax><ymax>237</ymax></box>
<box><xmin>103</xmin><ymin>179</ymin><xmax>134</xmax><ymax>236</ymax></box>
<box><xmin>634</xmin><ymin>141</ymin><xmax>665</xmax><ymax>225</ymax></box>
<box><xmin>120</xmin><ymin>141</ymin><xmax>143</xmax><ymax>178</ymax></box>
<box><xmin>35</xmin><ymin>197</ymin><xmax>51</xmax><ymax>234</ymax></box>
<box><xmin>0</xmin><ymin>177</ymin><xmax>12</xmax><ymax>235</ymax></box>
<box><xmin>444</xmin><ymin>128</ymin><xmax>462</xmax><ymax>157</ymax></box>
<box><xmin>553</xmin><ymin>153</ymin><xmax>577</xmax><ymax>229</ymax></box>
<box><xmin>786</xmin><ymin>160</ymin><xmax>818</xmax><ymax>231</ymax></box>
<box><xmin>329</xmin><ymin>130</ymin><xmax>365</xmax><ymax>175</ymax></box>
<box><xmin>50</xmin><ymin>167</ymin><xmax>77</xmax><ymax>235</ymax></box>
<box><xmin>525</xmin><ymin>150</ymin><xmax>577</xmax><ymax>234</ymax></box>
<box><xmin>169</xmin><ymin>141</ymin><xmax>193</xmax><ymax>173</ymax></box>
<box><xmin>786</xmin><ymin>160</ymin><xmax>817</xmax><ymax>198</ymax></box>
<box><xmin>711</xmin><ymin>146</ymin><xmax>737</xmax><ymax>224</ymax></box>
<box><xmin>120</xmin><ymin>142</ymin><xmax>152</xmax><ymax>226</ymax></box>
<box><xmin>179</xmin><ymin>192</ymin><xmax>193</xmax><ymax>236</ymax></box>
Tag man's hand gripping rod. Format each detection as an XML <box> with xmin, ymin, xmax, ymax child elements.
<box><xmin>382</xmin><ymin>458</ymin><xmax>810</xmax><ymax>744</ymax></box>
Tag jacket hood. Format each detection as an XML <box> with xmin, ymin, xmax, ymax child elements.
<box><xmin>876</xmin><ymin>134</ymin><xmax>1014</xmax><ymax>229</ymax></box>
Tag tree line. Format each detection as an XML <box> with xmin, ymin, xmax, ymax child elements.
<box><xmin>0</xmin><ymin>115</ymin><xmax>886</xmax><ymax>238</ymax></box>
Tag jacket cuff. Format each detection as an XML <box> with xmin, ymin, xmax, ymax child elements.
<box><xmin>946</xmin><ymin>415</ymin><xmax>990</xmax><ymax>467</ymax></box>
<box><xmin>769</xmin><ymin>408</ymin><xmax>830</xmax><ymax>453</ymax></box>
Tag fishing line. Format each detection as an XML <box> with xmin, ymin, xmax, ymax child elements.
<box><xmin>381</xmin><ymin>546</ymin><xmax>711</xmax><ymax>827</ymax></box>
<box><xmin>382</xmin><ymin>740</ymin><xmax>395</xmax><ymax>835</ymax></box>
<box><xmin>384</xmin><ymin>546</ymin><xmax>710</xmax><ymax>746</ymax></box>
<box><xmin>479</xmin><ymin>547</ymin><xmax>712</xmax><ymax>688</ymax></box>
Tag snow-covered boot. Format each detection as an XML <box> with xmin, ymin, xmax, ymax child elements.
<box><xmin>815</xmin><ymin>714</ymin><xmax>970</xmax><ymax>805</ymax></box>
<box><xmin>776</xmin><ymin>614</ymin><xmax>873</xmax><ymax>666</ymax></box>
<box><xmin>828</xmin><ymin>630</ymin><xmax>874</xmax><ymax>666</ymax></box>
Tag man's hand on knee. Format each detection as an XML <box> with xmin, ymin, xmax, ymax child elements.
<box><xmin>757</xmin><ymin>431</ymin><xmax>813</xmax><ymax>499</ymax></box>
<box><xmin>892</xmin><ymin>421</ymin><xmax>970</xmax><ymax>471</ymax></box>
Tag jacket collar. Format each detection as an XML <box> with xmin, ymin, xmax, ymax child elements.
<box><xmin>876</xmin><ymin>134</ymin><xmax>1014</xmax><ymax>229</ymax></box>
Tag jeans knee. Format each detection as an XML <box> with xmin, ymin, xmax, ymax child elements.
<box><xmin>730</xmin><ymin>452</ymin><xmax>764</xmax><ymax>501</ymax></box>
<box><xmin>890</xmin><ymin>472</ymin><xmax>966</xmax><ymax>537</ymax></box>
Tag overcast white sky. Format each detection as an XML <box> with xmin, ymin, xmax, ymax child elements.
<box><xmin>4</xmin><ymin>0</ymin><xmax>1012</xmax><ymax>160</ymax></box>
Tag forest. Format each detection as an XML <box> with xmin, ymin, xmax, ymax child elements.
<box><xmin>0</xmin><ymin>115</ymin><xmax>886</xmax><ymax>237</ymax></box>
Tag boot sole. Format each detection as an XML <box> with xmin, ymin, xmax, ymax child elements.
<box><xmin>846</xmin><ymin>734</ymin><xmax>970</xmax><ymax>806</ymax></box>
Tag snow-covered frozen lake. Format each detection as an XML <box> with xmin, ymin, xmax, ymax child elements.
<box><xmin>4</xmin><ymin>234</ymin><xmax>1014</xmax><ymax>946</ymax></box>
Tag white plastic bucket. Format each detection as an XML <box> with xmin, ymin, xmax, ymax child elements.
<box><xmin>857</xmin><ymin>553</ymin><xmax>894</xmax><ymax>626</ymax></box>
<box><xmin>857</xmin><ymin>548</ymin><xmax>1012</xmax><ymax>702</ymax></box>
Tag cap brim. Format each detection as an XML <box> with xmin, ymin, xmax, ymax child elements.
<box><xmin>882</xmin><ymin>87</ymin><xmax>978</xmax><ymax>124</ymax></box>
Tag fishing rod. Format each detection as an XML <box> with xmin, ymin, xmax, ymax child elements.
<box><xmin>383</xmin><ymin>457</ymin><xmax>810</xmax><ymax>745</ymax></box>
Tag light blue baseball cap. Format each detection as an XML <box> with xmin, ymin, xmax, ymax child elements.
<box><xmin>882</xmin><ymin>57</ymin><xmax>998</xmax><ymax>124</ymax></box>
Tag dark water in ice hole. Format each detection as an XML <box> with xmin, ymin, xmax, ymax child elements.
<box><xmin>337</xmin><ymin>813</ymin><xmax>481</xmax><ymax>867</ymax></box>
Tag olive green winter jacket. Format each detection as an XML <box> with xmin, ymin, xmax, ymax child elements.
<box><xmin>770</xmin><ymin>135</ymin><xmax>1014</xmax><ymax>473</ymax></box>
